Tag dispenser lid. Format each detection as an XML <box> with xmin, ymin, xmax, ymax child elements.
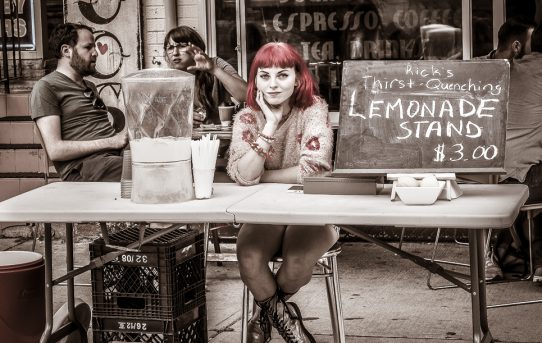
<box><xmin>121</xmin><ymin>68</ymin><xmax>194</xmax><ymax>83</ymax></box>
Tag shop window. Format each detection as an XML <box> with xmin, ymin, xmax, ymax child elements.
<box><xmin>214</xmin><ymin>0</ymin><xmax>238</xmax><ymax>70</ymax></box>
<box><xmin>215</xmin><ymin>0</ymin><xmax>477</xmax><ymax>111</ymax></box>
<box><xmin>472</xmin><ymin>0</ymin><xmax>493</xmax><ymax>58</ymax></box>
<box><xmin>506</xmin><ymin>0</ymin><xmax>538</xmax><ymax>25</ymax></box>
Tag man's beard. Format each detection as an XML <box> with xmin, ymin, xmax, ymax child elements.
<box><xmin>70</xmin><ymin>49</ymin><xmax>95</xmax><ymax>77</ymax></box>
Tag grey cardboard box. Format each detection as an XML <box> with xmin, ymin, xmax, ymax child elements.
<box><xmin>303</xmin><ymin>177</ymin><xmax>377</xmax><ymax>195</ymax></box>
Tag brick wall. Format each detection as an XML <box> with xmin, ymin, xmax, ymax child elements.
<box><xmin>0</xmin><ymin>93</ymin><xmax>55</xmax><ymax>208</ymax></box>
<box><xmin>143</xmin><ymin>0</ymin><xmax>205</xmax><ymax>69</ymax></box>
<box><xmin>177</xmin><ymin>0</ymin><xmax>201</xmax><ymax>30</ymax></box>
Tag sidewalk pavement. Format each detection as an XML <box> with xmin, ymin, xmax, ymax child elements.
<box><xmin>1</xmin><ymin>234</ymin><xmax>542</xmax><ymax>343</ymax></box>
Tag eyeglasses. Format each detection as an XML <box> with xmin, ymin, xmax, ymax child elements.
<box><xmin>83</xmin><ymin>87</ymin><xmax>107</xmax><ymax>111</ymax></box>
<box><xmin>166</xmin><ymin>42</ymin><xmax>189</xmax><ymax>54</ymax></box>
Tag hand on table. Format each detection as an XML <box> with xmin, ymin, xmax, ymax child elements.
<box><xmin>193</xmin><ymin>108</ymin><xmax>207</xmax><ymax>126</ymax></box>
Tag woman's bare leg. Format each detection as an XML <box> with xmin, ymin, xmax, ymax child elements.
<box><xmin>237</xmin><ymin>223</ymin><xmax>285</xmax><ymax>300</ymax></box>
<box><xmin>276</xmin><ymin>224</ymin><xmax>339</xmax><ymax>294</ymax></box>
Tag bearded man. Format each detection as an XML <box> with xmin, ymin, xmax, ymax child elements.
<box><xmin>479</xmin><ymin>18</ymin><xmax>534</xmax><ymax>60</ymax></box>
<box><xmin>30</xmin><ymin>23</ymin><xmax>128</xmax><ymax>181</ymax></box>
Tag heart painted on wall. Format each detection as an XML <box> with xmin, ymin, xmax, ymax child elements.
<box><xmin>97</xmin><ymin>42</ymin><xmax>108</xmax><ymax>55</ymax></box>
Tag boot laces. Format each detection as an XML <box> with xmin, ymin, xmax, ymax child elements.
<box><xmin>259</xmin><ymin>307</ymin><xmax>271</xmax><ymax>342</ymax></box>
<box><xmin>270</xmin><ymin>301</ymin><xmax>301</xmax><ymax>343</ymax></box>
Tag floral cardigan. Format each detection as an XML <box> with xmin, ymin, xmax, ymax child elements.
<box><xmin>227</xmin><ymin>96</ymin><xmax>333</xmax><ymax>185</ymax></box>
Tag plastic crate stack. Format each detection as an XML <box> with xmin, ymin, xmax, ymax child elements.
<box><xmin>90</xmin><ymin>226</ymin><xmax>207</xmax><ymax>343</ymax></box>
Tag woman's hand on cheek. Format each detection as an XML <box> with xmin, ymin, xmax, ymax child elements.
<box><xmin>256</xmin><ymin>90</ymin><xmax>282</xmax><ymax>126</ymax></box>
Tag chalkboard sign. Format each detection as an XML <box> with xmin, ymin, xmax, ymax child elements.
<box><xmin>333</xmin><ymin>60</ymin><xmax>510</xmax><ymax>175</ymax></box>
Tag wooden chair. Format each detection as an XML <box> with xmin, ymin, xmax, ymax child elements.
<box><xmin>34</xmin><ymin>124</ymin><xmax>54</xmax><ymax>184</ymax></box>
<box><xmin>419</xmin><ymin>206</ymin><xmax>542</xmax><ymax>308</ymax></box>
<box><xmin>487</xmin><ymin>203</ymin><xmax>542</xmax><ymax>308</ymax></box>
<box><xmin>204</xmin><ymin>223</ymin><xmax>239</xmax><ymax>267</ymax></box>
<box><xmin>201</xmin><ymin>221</ymin><xmax>346</xmax><ymax>342</ymax></box>
<box><xmin>30</xmin><ymin>124</ymin><xmax>53</xmax><ymax>252</ymax></box>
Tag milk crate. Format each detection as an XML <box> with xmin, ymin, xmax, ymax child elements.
<box><xmin>90</xmin><ymin>226</ymin><xmax>206</xmax><ymax>319</ymax></box>
<box><xmin>92</xmin><ymin>304</ymin><xmax>207</xmax><ymax>343</ymax></box>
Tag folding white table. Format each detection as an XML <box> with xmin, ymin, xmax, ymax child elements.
<box><xmin>0</xmin><ymin>182</ymin><xmax>529</xmax><ymax>343</ymax></box>
<box><xmin>0</xmin><ymin>182</ymin><xmax>262</xmax><ymax>343</ymax></box>
<box><xmin>226</xmin><ymin>183</ymin><xmax>529</xmax><ymax>343</ymax></box>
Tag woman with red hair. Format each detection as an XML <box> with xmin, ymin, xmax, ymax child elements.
<box><xmin>227</xmin><ymin>42</ymin><xmax>337</xmax><ymax>343</ymax></box>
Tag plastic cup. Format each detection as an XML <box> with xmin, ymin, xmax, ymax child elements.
<box><xmin>120</xmin><ymin>150</ymin><xmax>132</xmax><ymax>199</ymax></box>
<box><xmin>193</xmin><ymin>168</ymin><xmax>215</xmax><ymax>199</ymax></box>
<box><xmin>218</xmin><ymin>105</ymin><xmax>234</xmax><ymax>127</ymax></box>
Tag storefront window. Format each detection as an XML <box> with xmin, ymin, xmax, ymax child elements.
<box><xmin>215</xmin><ymin>0</ymin><xmax>479</xmax><ymax>110</ymax></box>
<box><xmin>0</xmin><ymin>0</ymin><xmax>37</xmax><ymax>50</ymax></box>
<box><xmin>506</xmin><ymin>0</ymin><xmax>538</xmax><ymax>25</ymax></box>
<box><xmin>214</xmin><ymin>0</ymin><xmax>238</xmax><ymax>70</ymax></box>
<box><xmin>472</xmin><ymin>0</ymin><xmax>493</xmax><ymax>58</ymax></box>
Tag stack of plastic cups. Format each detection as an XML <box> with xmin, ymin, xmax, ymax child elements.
<box><xmin>120</xmin><ymin>150</ymin><xmax>132</xmax><ymax>199</ymax></box>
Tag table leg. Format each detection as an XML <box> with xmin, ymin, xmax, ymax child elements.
<box><xmin>468</xmin><ymin>229</ymin><xmax>493</xmax><ymax>343</ymax></box>
<box><xmin>40</xmin><ymin>223</ymin><xmax>53</xmax><ymax>343</ymax></box>
<box><xmin>203</xmin><ymin>222</ymin><xmax>209</xmax><ymax>267</ymax></box>
<box><xmin>65</xmin><ymin>224</ymin><xmax>88</xmax><ymax>343</ymax></box>
<box><xmin>66</xmin><ymin>224</ymin><xmax>75</xmax><ymax>322</ymax></box>
<box><xmin>40</xmin><ymin>223</ymin><xmax>88</xmax><ymax>343</ymax></box>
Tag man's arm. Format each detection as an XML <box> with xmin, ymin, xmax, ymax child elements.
<box><xmin>36</xmin><ymin>115</ymin><xmax>128</xmax><ymax>162</ymax></box>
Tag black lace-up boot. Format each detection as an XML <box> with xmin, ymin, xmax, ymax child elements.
<box><xmin>267</xmin><ymin>293</ymin><xmax>315</xmax><ymax>343</ymax></box>
<box><xmin>247</xmin><ymin>295</ymin><xmax>274</xmax><ymax>343</ymax></box>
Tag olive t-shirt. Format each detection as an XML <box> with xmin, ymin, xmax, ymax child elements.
<box><xmin>502</xmin><ymin>52</ymin><xmax>542</xmax><ymax>182</ymax></box>
<box><xmin>30</xmin><ymin>71</ymin><xmax>118</xmax><ymax>179</ymax></box>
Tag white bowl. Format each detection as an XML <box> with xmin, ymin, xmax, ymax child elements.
<box><xmin>395</xmin><ymin>182</ymin><xmax>445</xmax><ymax>205</ymax></box>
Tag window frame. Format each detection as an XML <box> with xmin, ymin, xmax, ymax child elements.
<box><xmin>206</xmin><ymin>0</ymin><xmax>506</xmax><ymax>79</ymax></box>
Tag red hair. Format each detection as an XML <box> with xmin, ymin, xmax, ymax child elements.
<box><xmin>246</xmin><ymin>42</ymin><xmax>319</xmax><ymax>110</ymax></box>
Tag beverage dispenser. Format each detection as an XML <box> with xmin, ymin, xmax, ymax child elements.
<box><xmin>121</xmin><ymin>69</ymin><xmax>195</xmax><ymax>203</ymax></box>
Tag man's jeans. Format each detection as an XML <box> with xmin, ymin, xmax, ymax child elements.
<box><xmin>501</xmin><ymin>162</ymin><xmax>542</xmax><ymax>270</ymax></box>
<box><xmin>65</xmin><ymin>152</ymin><xmax>123</xmax><ymax>182</ymax></box>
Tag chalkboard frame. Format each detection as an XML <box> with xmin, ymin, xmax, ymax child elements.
<box><xmin>333</xmin><ymin>60</ymin><xmax>510</xmax><ymax>176</ymax></box>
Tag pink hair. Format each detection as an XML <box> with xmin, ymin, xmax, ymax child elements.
<box><xmin>246</xmin><ymin>42</ymin><xmax>319</xmax><ymax>110</ymax></box>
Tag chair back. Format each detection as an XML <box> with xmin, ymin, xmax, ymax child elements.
<box><xmin>33</xmin><ymin>124</ymin><xmax>53</xmax><ymax>184</ymax></box>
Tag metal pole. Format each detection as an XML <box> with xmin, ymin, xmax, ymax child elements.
<box><xmin>0</xmin><ymin>1</ymin><xmax>11</xmax><ymax>92</ymax></box>
<box><xmin>9</xmin><ymin>0</ymin><xmax>16</xmax><ymax>78</ymax></box>
<box><xmin>40</xmin><ymin>223</ymin><xmax>54</xmax><ymax>343</ymax></box>
<box><xmin>14</xmin><ymin>0</ymin><xmax>22</xmax><ymax>78</ymax></box>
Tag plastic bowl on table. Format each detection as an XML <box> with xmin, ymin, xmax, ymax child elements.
<box><xmin>395</xmin><ymin>181</ymin><xmax>445</xmax><ymax>205</ymax></box>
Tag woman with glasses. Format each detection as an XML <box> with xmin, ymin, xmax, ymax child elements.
<box><xmin>163</xmin><ymin>26</ymin><xmax>247</xmax><ymax>126</ymax></box>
